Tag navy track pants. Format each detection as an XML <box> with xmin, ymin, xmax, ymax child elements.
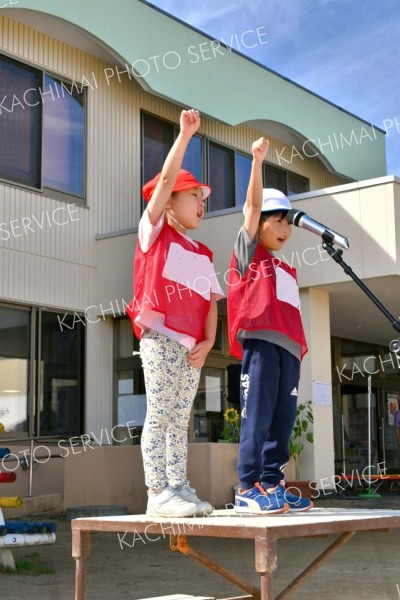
<box><xmin>238</xmin><ymin>339</ymin><xmax>300</xmax><ymax>488</ymax></box>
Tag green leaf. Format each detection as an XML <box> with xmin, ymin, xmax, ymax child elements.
<box><xmin>289</xmin><ymin>399</ymin><xmax>313</xmax><ymax>458</ymax></box>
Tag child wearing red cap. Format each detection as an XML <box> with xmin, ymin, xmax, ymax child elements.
<box><xmin>127</xmin><ymin>109</ymin><xmax>223</xmax><ymax>518</ymax></box>
<box><xmin>227</xmin><ymin>137</ymin><xmax>312</xmax><ymax>514</ymax></box>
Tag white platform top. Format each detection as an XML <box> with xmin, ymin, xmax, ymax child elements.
<box><xmin>72</xmin><ymin>508</ymin><xmax>400</xmax><ymax>538</ymax></box>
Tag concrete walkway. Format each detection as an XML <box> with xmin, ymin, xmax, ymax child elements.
<box><xmin>2</xmin><ymin>496</ymin><xmax>400</xmax><ymax>600</ymax></box>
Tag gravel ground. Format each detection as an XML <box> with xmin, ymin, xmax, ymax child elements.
<box><xmin>1</xmin><ymin>495</ymin><xmax>400</xmax><ymax>600</ymax></box>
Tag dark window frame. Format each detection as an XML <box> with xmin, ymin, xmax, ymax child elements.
<box><xmin>263</xmin><ymin>161</ymin><xmax>309</xmax><ymax>196</ymax></box>
<box><xmin>206</xmin><ymin>136</ymin><xmax>256</xmax><ymax>211</ymax></box>
<box><xmin>0</xmin><ymin>53</ymin><xmax>42</xmax><ymax>189</ymax></box>
<box><xmin>207</xmin><ymin>139</ymin><xmax>235</xmax><ymax>211</ymax></box>
<box><xmin>141</xmin><ymin>110</ymin><xmax>205</xmax><ymax>213</ymax></box>
<box><xmin>0</xmin><ymin>52</ymin><xmax>87</xmax><ymax>204</ymax></box>
<box><xmin>39</xmin><ymin>306</ymin><xmax>86</xmax><ymax>438</ymax></box>
<box><xmin>287</xmin><ymin>171</ymin><xmax>309</xmax><ymax>196</ymax></box>
<box><xmin>0</xmin><ymin>302</ymin><xmax>85</xmax><ymax>439</ymax></box>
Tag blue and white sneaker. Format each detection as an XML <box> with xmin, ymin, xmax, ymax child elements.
<box><xmin>262</xmin><ymin>482</ymin><xmax>313</xmax><ymax>512</ymax></box>
<box><xmin>234</xmin><ymin>482</ymin><xmax>289</xmax><ymax>515</ymax></box>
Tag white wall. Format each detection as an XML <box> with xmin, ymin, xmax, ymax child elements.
<box><xmin>299</xmin><ymin>289</ymin><xmax>335</xmax><ymax>487</ymax></box>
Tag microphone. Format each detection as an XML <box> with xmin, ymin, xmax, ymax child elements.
<box><xmin>287</xmin><ymin>209</ymin><xmax>349</xmax><ymax>250</ymax></box>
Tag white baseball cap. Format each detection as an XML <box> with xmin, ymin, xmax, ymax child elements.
<box><xmin>243</xmin><ymin>188</ymin><xmax>291</xmax><ymax>214</ymax></box>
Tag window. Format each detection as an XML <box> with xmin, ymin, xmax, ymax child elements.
<box><xmin>193</xmin><ymin>367</ymin><xmax>225</xmax><ymax>442</ymax></box>
<box><xmin>141</xmin><ymin>112</ymin><xmax>309</xmax><ymax>214</ymax></box>
<box><xmin>0</xmin><ymin>306</ymin><xmax>30</xmax><ymax>433</ymax></box>
<box><xmin>288</xmin><ymin>173</ymin><xmax>309</xmax><ymax>196</ymax></box>
<box><xmin>208</xmin><ymin>142</ymin><xmax>235</xmax><ymax>211</ymax></box>
<box><xmin>263</xmin><ymin>163</ymin><xmax>309</xmax><ymax>196</ymax></box>
<box><xmin>142</xmin><ymin>113</ymin><xmax>174</xmax><ymax>185</ymax></box>
<box><xmin>181</xmin><ymin>134</ymin><xmax>203</xmax><ymax>182</ymax></box>
<box><xmin>0</xmin><ymin>54</ymin><xmax>86</xmax><ymax>199</ymax></box>
<box><xmin>212</xmin><ymin>319</ymin><xmax>224</xmax><ymax>353</ymax></box>
<box><xmin>141</xmin><ymin>113</ymin><xmax>203</xmax><ymax>206</ymax></box>
<box><xmin>0</xmin><ymin>305</ymin><xmax>85</xmax><ymax>437</ymax></box>
<box><xmin>0</xmin><ymin>55</ymin><xmax>42</xmax><ymax>188</ymax></box>
<box><xmin>114</xmin><ymin>318</ymin><xmax>145</xmax><ymax>444</ymax></box>
<box><xmin>264</xmin><ymin>163</ymin><xmax>287</xmax><ymax>193</ymax></box>
<box><xmin>235</xmin><ymin>152</ymin><xmax>252</xmax><ymax>208</ymax></box>
<box><xmin>42</xmin><ymin>75</ymin><xmax>85</xmax><ymax>197</ymax></box>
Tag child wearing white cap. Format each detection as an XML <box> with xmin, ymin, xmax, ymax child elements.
<box><xmin>227</xmin><ymin>137</ymin><xmax>312</xmax><ymax>514</ymax></box>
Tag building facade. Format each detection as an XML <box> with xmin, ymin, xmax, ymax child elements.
<box><xmin>0</xmin><ymin>0</ymin><xmax>398</xmax><ymax>510</ymax></box>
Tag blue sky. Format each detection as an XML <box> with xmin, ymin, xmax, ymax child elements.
<box><xmin>147</xmin><ymin>0</ymin><xmax>400</xmax><ymax>176</ymax></box>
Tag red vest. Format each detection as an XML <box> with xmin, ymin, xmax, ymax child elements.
<box><xmin>126</xmin><ymin>222</ymin><xmax>213</xmax><ymax>342</ymax></box>
<box><xmin>227</xmin><ymin>244</ymin><xmax>308</xmax><ymax>360</ymax></box>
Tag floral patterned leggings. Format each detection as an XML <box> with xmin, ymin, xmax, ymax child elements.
<box><xmin>140</xmin><ymin>329</ymin><xmax>201</xmax><ymax>491</ymax></box>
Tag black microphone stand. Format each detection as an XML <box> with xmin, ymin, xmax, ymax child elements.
<box><xmin>321</xmin><ymin>231</ymin><xmax>400</xmax><ymax>354</ymax></box>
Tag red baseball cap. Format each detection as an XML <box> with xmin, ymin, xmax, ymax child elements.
<box><xmin>142</xmin><ymin>169</ymin><xmax>212</xmax><ymax>202</ymax></box>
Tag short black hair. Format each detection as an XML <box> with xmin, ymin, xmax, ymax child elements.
<box><xmin>259</xmin><ymin>209</ymin><xmax>289</xmax><ymax>224</ymax></box>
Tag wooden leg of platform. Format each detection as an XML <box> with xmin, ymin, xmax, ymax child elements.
<box><xmin>171</xmin><ymin>535</ymin><xmax>261</xmax><ymax>599</ymax></box>
<box><xmin>275</xmin><ymin>531</ymin><xmax>356</xmax><ymax>600</ymax></box>
<box><xmin>255</xmin><ymin>537</ymin><xmax>277</xmax><ymax>600</ymax></box>
<box><xmin>260</xmin><ymin>573</ymin><xmax>274</xmax><ymax>600</ymax></box>
<box><xmin>72</xmin><ymin>529</ymin><xmax>91</xmax><ymax>600</ymax></box>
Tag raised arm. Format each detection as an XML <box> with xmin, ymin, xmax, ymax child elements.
<box><xmin>147</xmin><ymin>109</ymin><xmax>201</xmax><ymax>225</ymax></box>
<box><xmin>244</xmin><ymin>137</ymin><xmax>270</xmax><ymax>241</ymax></box>
<box><xmin>187</xmin><ymin>296</ymin><xmax>218</xmax><ymax>369</ymax></box>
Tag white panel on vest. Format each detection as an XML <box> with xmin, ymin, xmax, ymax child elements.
<box><xmin>162</xmin><ymin>243</ymin><xmax>223</xmax><ymax>300</ymax></box>
<box><xmin>276</xmin><ymin>266</ymin><xmax>300</xmax><ymax>309</ymax></box>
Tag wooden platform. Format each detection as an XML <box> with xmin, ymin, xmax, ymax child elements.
<box><xmin>71</xmin><ymin>508</ymin><xmax>400</xmax><ymax>600</ymax></box>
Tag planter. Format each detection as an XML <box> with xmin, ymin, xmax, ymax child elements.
<box><xmin>285</xmin><ymin>480</ymin><xmax>317</xmax><ymax>500</ymax></box>
<box><xmin>187</xmin><ymin>443</ymin><xmax>239</xmax><ymax>508</ymax></box>
<box><xmin>283</xmin><ymin>456</ymin><xmax>296</xmax><ymax>481</ymax></box>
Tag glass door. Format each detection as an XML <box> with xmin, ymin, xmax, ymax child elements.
<box><xmin>382</xmin><ymin>390</ymin><xmax>400</xmax><ymax>471</ymax></box>
<box><xmin>39</xmin><ymin>311</ymin><xmax>84</xmax><ymax>436</ymax></box>
<box><xmin>341</xmin><ymin>384</ymin><xmax>378</xmax><ymax>473</ymax></box>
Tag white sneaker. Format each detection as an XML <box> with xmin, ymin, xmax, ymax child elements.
<box><xmin>146</xmin><ymin>487</ymin><xmax>198</xmax><ymax>518</ymax></box>
<box><xmin>173</xmin><ymin>484</ymin><xmax>214</xmax><ymax>515</ymax></box>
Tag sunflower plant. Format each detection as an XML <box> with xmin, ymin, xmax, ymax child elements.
<box><xmin>220</xmin><ymin>407</ymin><xmax>241</xmax><ymax>443</ymax></box>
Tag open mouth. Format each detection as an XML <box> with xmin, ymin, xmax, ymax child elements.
<box><xmin>197</xmin><ymin>210</ymin><xmax>204</xmax><ymax>218</ymax></box>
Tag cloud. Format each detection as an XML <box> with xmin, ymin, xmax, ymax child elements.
<box><xmin>147</xmin><ymin>0</ymin><xmax>400</xmax><ymax>174</ymax></box>
<box><xmin>281</xmin><ymin>18</ymin><xmax>400</xmax><ymax>131</ymax></box>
